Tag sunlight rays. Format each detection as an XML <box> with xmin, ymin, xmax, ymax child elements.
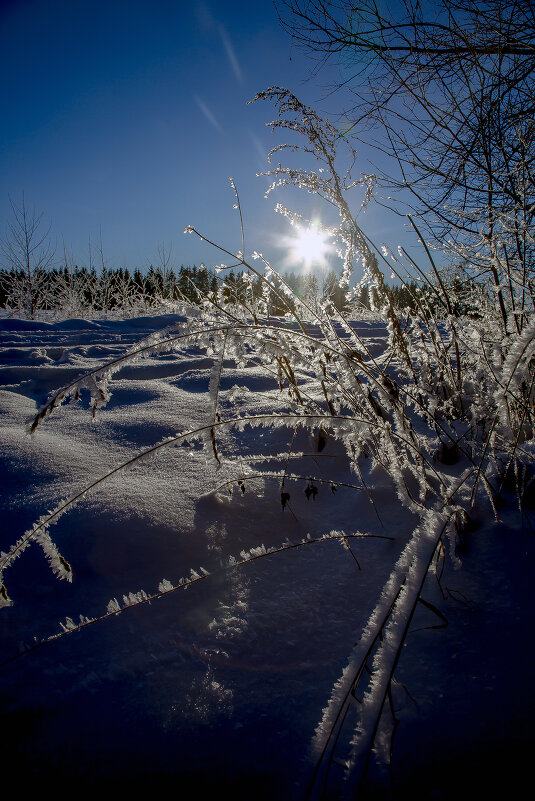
<box><xmin>285</xmin><ymin>223</ymin><xmax>332</xmax><ymax>269</ymax></box>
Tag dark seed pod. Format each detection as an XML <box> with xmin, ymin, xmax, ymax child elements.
<box><xmin>305</xmin><ymin>481</ymin><xmax>318</xmax><ymax>501</ymax></box>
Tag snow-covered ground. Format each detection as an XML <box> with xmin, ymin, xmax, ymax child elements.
<box><xmin>0</xmin><ymin>313</ymin><xmax>533</xmax><ymax>798</ymax></box>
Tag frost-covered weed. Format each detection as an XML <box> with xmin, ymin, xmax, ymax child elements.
<box><xmin>1</xmin><ymin>88</ymin><xmax>534</xmax><ymax>797</ymax></box>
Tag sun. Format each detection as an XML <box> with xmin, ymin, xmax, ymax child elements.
<box><xmin>287</xmin><ymin>223</ymin><xmax>331</xmax><ymax>268</ymax></box>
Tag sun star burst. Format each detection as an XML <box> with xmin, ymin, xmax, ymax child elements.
<box><xmin>288</xmin><ymin>224</ymin><xmax>330</xmax><ymax>268</ymax></box>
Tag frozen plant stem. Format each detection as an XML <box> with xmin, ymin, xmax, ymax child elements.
<box><xmin>2</xmin><ymin>76</ymin><xmax>534</xmax><ymax>798</ymax></box>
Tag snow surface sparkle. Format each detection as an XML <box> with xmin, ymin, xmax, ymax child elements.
<box><xmin>0</xmin><ymin>313</ymin><xmax>533</xmax><ymax>798</ymax></box>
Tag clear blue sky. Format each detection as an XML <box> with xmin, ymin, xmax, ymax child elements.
<box><xmin>0</xmin><ymin>0</ymin><xmax>411</xmax><ymax>278</ymax></box>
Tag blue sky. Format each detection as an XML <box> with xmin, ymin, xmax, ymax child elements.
<box><xmin>0</xmin><ymin>0</ymin><xmax>411</xmax><ymax>279</ymax></box>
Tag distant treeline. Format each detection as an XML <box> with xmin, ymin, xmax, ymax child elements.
<box><xmin>0</xmin><ymin>261</ymin><xmax>429</xmax><ymax>318</ymax></box>
<box><xmin>0</xmin><ymin>264</ymin><xmax>220</xmax><ymax>312</ymax></box>
<box><xmin>0</xmin><ymin>264</ymin><xmax>226</xmax><ymax>316</ymax></box>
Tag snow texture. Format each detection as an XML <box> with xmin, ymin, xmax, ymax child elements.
<box><xmin>0</xmin><ymin>313</ymin><xmax>533</xmax><ymax>799</ymax></box>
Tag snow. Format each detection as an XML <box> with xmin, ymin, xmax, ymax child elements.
<box><xmin>0</xmin><ymin>312</ymin><xmax>533</xmax><ymax>798</ymax></box>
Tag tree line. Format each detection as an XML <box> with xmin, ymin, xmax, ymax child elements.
<box><xmin>0</xmin><ymin>264</ymin><xmax>221</xmax><ymax>316</ymax></box>
<box><xmin>0</xmin><ymin>259</ymin><xmax>485</xmax><ymax>319</ymax></box>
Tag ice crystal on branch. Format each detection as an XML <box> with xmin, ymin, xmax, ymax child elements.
<box><xmin>1</xmin><ymin>48</ymin><xmax>533</xmax><ymax>798</ymax></box>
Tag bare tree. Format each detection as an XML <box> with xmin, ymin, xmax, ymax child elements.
<box><xmin>156</xmin><ymin>241</ymin><xmax>177</xmax><ymax>300</ymax></box>
<box><xmin>1</xmin><ymin>192</ymin><xmax>55</xmax><ymax>317</ymax></box>
<box><xmin>279</xmin><ymin>0</ymin><xmax>535</xmax><ymax>332</ymax></box>
<box><xmin>279</xmin><ymin>0</ymin><xmax>535</xmax><ymax>61</ymax></box>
